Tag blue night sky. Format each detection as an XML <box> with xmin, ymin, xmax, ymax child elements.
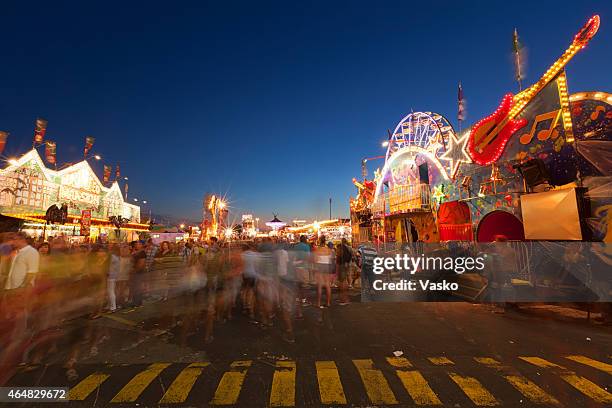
<box><xmin>2</xmin><ymin>1</ymin><xmax>611</xmax><ymax>225</ymax></box>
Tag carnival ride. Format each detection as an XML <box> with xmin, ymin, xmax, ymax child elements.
<box><xmin>351</xmin><ymin>14</ymin><xmax>609</xmax><ymax>247</ymax></box>
<box><xmin>202</xmin><ymin>194</ymin><xmax>228</xmax><ymax>240</ymax></box>
<box><xmin>349</xmin><ymin>14</ymin><xmax>611</xmax><ymax>303</ymax></box>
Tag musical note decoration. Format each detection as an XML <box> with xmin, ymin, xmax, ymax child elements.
<box><xmin>519</xmin><ymin>110</ymin><xmax>561</xmax><ymax>145</ymax></box>
<box><xmin>468</xmin><ymin>15</ymin><xmax>600</xmax><ymax>166</ymax></box>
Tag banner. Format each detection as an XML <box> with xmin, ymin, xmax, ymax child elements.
<box><xmin>83</xmin><ymin>136</ymin><xmax>95</xmax><ymax>158</ymax></box>
<box><xmin>0</xmin><ymin>131</ymin><xmax>8</xmax><ymax>155</ymax></box>
<box><xmin>458</xmin><ymin>83</ymin><xmax>465</xmax><ymax>122</ymax></box>
<box><xmin>115</xmin><ymin>164</ymin><xmax>120</xmax><ymax>180</ymax></box>
<box><xmin>80</xmin><ymin>209</ymin><xmax>92</xmax><ymax>236</ymax></box>
<box><xmin>103</xmin><ymin>165</ymin><xmax>111</xmax><ymax>183</ymax></box>
<box><xmin>45</xmin><ymin>141</ymin><xmax>56</xmax><ymax>165</ymax></box>
<box><xmin>34</xmin><ymin>118</ymin><xmax>48</xmax><ymax>144</ymax></box>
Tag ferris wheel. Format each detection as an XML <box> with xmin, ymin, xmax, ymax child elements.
<box><xmin>385</xmin><ymin>111</ymin><xmax>455</xmax><ymax>160</ymax></box>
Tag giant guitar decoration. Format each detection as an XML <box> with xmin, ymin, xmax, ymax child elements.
<box><xmin>468</xmin><ymin>15</ymin><xmax>600</xmax><ymax>165</ymax></box>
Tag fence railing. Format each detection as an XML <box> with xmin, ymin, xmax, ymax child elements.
<box><xmin>372</xmin><ymin>184</ymin><xmax>431</xmax><ymax>216</ymax></box>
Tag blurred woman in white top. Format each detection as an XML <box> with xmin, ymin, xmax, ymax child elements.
<box><xmin>313</xmin><ymin>236</ymin><xmax>334</xmax><ymax>308</ymax></box>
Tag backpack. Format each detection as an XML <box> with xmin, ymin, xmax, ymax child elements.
<box><xmin>341</xmin><ymin>244</ymin><xmax>352</xmax><ymax>264</ymax></box>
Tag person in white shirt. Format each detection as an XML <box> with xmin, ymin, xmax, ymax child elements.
<box><xmin>2</xmin><ymin>232</ymin><xmax>40</xmax><ymax>350</ymax></box>
<box><xmin>5</xmin><ymin>232</ymin><xmax>39</xmax><ymax>290</ymax></box>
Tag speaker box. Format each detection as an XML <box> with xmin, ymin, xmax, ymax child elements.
<box><xmin>517</xmin><ymin>159</ymin><xmax>551</xmax><ymax>190</ymax></box>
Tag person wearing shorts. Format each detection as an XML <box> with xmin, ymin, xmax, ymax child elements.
<box><xmin>313</xmin><ymin>236</ymin><xmax>334</xmax><ymax>308</ymax></box>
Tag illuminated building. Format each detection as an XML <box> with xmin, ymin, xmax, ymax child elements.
<box><xmin>0</xmin><ymin>149</ymin><xmax>148</xmax><ymax>241</ymax></box>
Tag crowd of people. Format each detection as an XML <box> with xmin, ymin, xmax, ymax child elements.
<box><xmin>0</xmin><ymin>231</ymin><xmax>373</xmax><ymax>383</ymax></box>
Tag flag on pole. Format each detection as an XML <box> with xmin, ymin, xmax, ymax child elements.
<box><xmin>0</xmin><ymin>131</ymin><xmax>8</xmax><ymax>155</ymax></box>
<box><xmin>83</xmin><ymin>136</ymin><xmax>95</xmax><ymax>158</ymax></box>
<box><xmin>34</xmin><ymin>118</ymin><xmax>48</xmax><ymax>144</ymax></box>
<box><xmin>103</xmin><ymin>165</ymin><xmax>111</xmax><ymax>183</ymax></box>
<box><xmin>458</xmin><ymin>83</ymin><xmax>466</xmax><ymax>122</ymax></box>
<box><xmin>513</xmin><ymin>28</ymin><xmax>524</xmax><ymax>89</ymax></box>
<box><xmin>115</xmin><ymin>164</ymin><xmax>120</xmax><ymax>180</ymax></box>
<box><xmin>45</xmin><ymin>141</ymin><xmax>57</xmax><ymax>165</ymax></box>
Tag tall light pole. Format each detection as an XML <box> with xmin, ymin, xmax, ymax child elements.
<box><xmin>133</xmin><ymin>198</ymin><xmax>151</xmax><ymax>224</ymax></box>
<box><xmin>123</xmin><ymin>177</ymin><xmax>129</xmax><ymax>200</ymax></box>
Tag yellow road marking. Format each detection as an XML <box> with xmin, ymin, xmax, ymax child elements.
<box><xmin>269</xmin><ymin>361</ymin><xmax>296</xmax><ymax>407</ymax></box>
<box><xmin>520</xmin><ymin>356</ymin><xmax>612</xmax><ymax>403</ymax></box>
<box><xmin>559</xmin><ymin>374</ymin><xmax>612</xmax><ymax>403</ymax></box>
<box><xmin>565</xmin><ymin>355</ymin><xmax>612</xmax><ymax>375</ymax></box>
<box><xmin>428</xmin><ymin>356</ymin><xmax>454</xmax><ymax>366</ymax></box>
<box><xmin>159</xmin><ymin>362</ymin><xmax>209</xmax><ymax>404</ymax></box>
<box><xmin>315</xmin><ymin>361</ymin><xmax>347</xmax><ymax>405</ymax></box>
<box><xmin>396</xmin><ymin>370</ymin><xmax>442</xmax><ymax>405</ymax></box>
<box><xmin>353</xmin><ymin>359</ymin><xmax>398</xmax><ymax>405</ymax></box>
<box><xmin>475</xmin><ymin>357</ymin><xmax>558</xmax><ymax>404</ymax></box>
<box><xmin>504</xmin><ymin>376</ymin><xmax>559</xmax><ymax>405</ymax></box>
<box><xmin>448</xmin><ymin>373</ymin><xmax>498</xmax><ymax>406</ymax></box>
<box><xmin>518</xmin><ymin>356</ymin><xmax>563</xmax><ymax>369</ymax></box>
<box><xmin>474</xmin><ymin>357</ymin><xmax>501</xmax><ymax>366</ymax></box>
<box><xmin>102</xmin><ymin>313</ymin><xmax>138</xmax><ymax>326</ymax></box>
<box><xmin>386</xmin><ymin>356</ymin><xmax>412</xmax><ymax>368</ymax></box>
<box><xmin>110</xmin><ymin>363</ymin><xmax>170</xmax><ymax>403</ymax></box>
<box><xmin>211</xmin><ymin>361</ymin><xmax>252</xmax><ymax>405</ymax></box>
<box><xmin>68</xmin><ymin>373</ymin><xmax>110</xmax><ymax>400</ymax></box>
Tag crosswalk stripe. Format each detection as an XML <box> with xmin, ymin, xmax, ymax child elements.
<box><xmin>110</xmin><ymin>363</ymin><xmax>171</xmax><ymax>403</ymax></box>
<box><xmin>565</xmin><ymin>355</ymin><xmax>612</xmax><ymax>375</ymax></box>
<box><xmin>428</xmin><ymin>356</ymin><xmax>454</xmax><ymax>366</ymax></box>
<box><xmin>518</xmin><ymin>356</ymin><xmax>562</xmax><ymax>369</ymax></box>
<box><xmin>211</xmin><ymin>361</ymin><xmax>252</xmax><ymax>405</ymax></box>
<box><xmin>315</xmin><ymin>361</ymin><xmax>347</xmax><ymax>405</ymax></box>
<box><xmin>386</xmin><ymin>356</ymin><xmax>412</xmax><ymax>368</ymax></box>
<box><xmin>473</xmin><ymin>357</ymin><xmax>501</xmax><ymax>366</ymax></box>
<box><xmin>353</xmin><ymin>359</ymin><xmax>398</xmax><ymax>405</ymax></box>
<box><xmin>396</xmin><ymin>370</ymin><xmax>442</xmax><ymax>405</ymax></box>
<box><xmin>270</xmin><ymin>361</ymin><xmax>297</xmax><ymax>407</ymax></box>
<box><xmin>159</xmin><ymin>362</ymin><xmax>209</xmax><ymax>404</ymax></box>
<box><xmin>386</xmin><ymin>357</ymin><xmax>439</xmax><ymax>405</ymax></box>
<box><xmin>504</xmin><ymin>376</ymin><xmax>560</xmax><ymax>405</ymax></box>
<box><xmin>520</xmin><ymin>356</ymin><xmax>612</xmax><ymax>403</ymax></box>
<box><xmin>448</xmin><ymin>373</ymin><xmax>499</xmax><ymax>406</ymax></box>
<box><xmin>68</xmin><ymin>373</ymin><xmax>110</xmax><ymax>401</ymax></box>
<box><xmin>475</xmin><ymin>357</ymin><xmax>558</xmax><ymax>405</ymax></box>
<box><xmin>558</xmin><ymin>374</ymin><xmax>612</xmax><ymax>403</ymax></box>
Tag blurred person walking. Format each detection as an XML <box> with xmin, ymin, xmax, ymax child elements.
<box><xmin>292</xmin><ymin>235</ymin><xmax>311</xmax><ymax>319</ymax></box>
<box><xmin>116</xmin><ymin>244</ymin><xmax>132</xmax><ymax>307</ymax></box>
<box><xmin>313</xmin><ymin>236</ymin><xmax>334</xmax><ymax>308</ymax></box>
<box><xmin>278</xmin><ymin>242</ymin><xmax>296</xmax><ymax>343</ymax></box>
<box><xmin>107</xmin><ymin>245</ymin><xmax>121</xmax><ymax>312</ymax></box>
<box><xmin>357</xmin><ymin>242</ymin><xmax>378</xmax><ymax>297</ymax></box>
<box><xmin>241</xmin><ymin>243</ymin><xmax>259</xmax><ymax>321</ymax></box>
<box><xmin>256</xmin><ymin>238</ymin><xmax>276</xmax><ymax>327</ymax></box>
<box><xmin>156</xmin><ymin>241</ymin><xmax>172</xmax><ymax>300</ymax></box>
<box><xmin>203</xmin><ymin>237</ymin><xmax>224</xmax><ymax>343</ymax></box>
<box><xmin>4</xmin><ymin>232</ymin><xmax>39</xmax><ymax>291</ymax></box>
<box><xmin>143</xmin><ymin>238</ymin><xmax>158</xmax><ymax>297</ymax></box>
<box><xmin>336</xmin><ymin>238</ymin><xmax>352</xmax><ymax>305</ymax></box>
<box><xmin>129</xmin><ymin>241</ymin><xmax>146</xmax><ymax>307</ymax></box>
